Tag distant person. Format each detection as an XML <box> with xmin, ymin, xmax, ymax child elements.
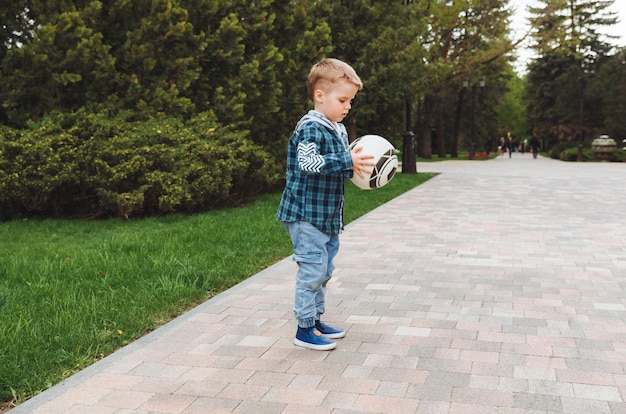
<box><xmin>498</xmin><ymin>136</ymin><xmax>506</xmax><ymax>156</ymax></box>
<box><xmin>507</xmin><ymin>132</ymin><xmax>515</xmax><ymax>158</ymax></box>
<box><xmin>530</xmin><ymin>134</ymin><xmax>541</xmax><ymax>159</ymax></box>
<box><xmin>276</xmin><ymin>58</ymin><xmax>375</xmax><ymax>351</ymax></box>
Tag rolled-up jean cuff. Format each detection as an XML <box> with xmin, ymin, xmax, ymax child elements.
<box><xmin>298</xmin><ymin>317</ymin><xmax>316</xmax><ymax>329</ymax></box>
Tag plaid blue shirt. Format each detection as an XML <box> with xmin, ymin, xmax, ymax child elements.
<box><xmin>276</xmin><ymin>111</ymin><xmax>354</xmax><ymax>234</ymax></box>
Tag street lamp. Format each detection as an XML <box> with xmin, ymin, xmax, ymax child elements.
<box><xmin>402</xmin><ymin>0</ymin><xmax>416</xmax><ymax>173</ymax></box>
<box><xmin>463</xmin><ymin>77</ymin><xmax>485</xmax><ymax>160</ymax></box>
<box><xmin>402</xmin><ymin>99</ymin><xmax>416</xmax><ymax>173</ymax></box>
<box><xmin>577</xmin><ymin>76</ymin><xmax>587</xmax><ymax>162</ymax></box>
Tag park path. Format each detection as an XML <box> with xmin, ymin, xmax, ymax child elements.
<box><xmin>11</xmin><ymin>153</ymin><xmax>626</xmax><ymax>413</ymax></box>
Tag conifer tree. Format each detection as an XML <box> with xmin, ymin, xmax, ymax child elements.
<box><xmin>525</xmin><ymin>0</ymin><xmax>618</xmax><ymax>143</ymax></box>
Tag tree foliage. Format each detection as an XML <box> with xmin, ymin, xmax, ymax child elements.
<box><xmin>1</xmin><ymin>0</ymin><xmax>624</xmax><ymax>218</ymax></box>
<box><xmin>0</xmin><ymin>110</ymin><xmax>280</xmax><ymax>219</ymax></box>
<box><xmin>525</xmin><ymin>0</ymin><xmax>623</xmax><ymax>146</ymax></box>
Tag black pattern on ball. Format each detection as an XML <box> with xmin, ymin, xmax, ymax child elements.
<box><xmin>369</xmin><ymin>149</ymin><xmax>398</xmax><ymax>188</ymax></box>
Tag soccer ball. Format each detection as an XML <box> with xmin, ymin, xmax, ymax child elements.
<box><xmin>349</xmin><ymin>135</ymin><xmax>398</xmax><ymax>190</ymax></box>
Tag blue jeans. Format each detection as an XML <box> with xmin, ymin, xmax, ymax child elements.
<box><xmin>283</xmin><ymin>221</ymin><xmax>339</xmax><ymax>328</ymax></box>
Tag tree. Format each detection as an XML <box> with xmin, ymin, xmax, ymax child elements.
<box><xmin>183</xmin><ymin>0</ymin><xmax>334</xmax><ymax>161</ymax></box>
<box><xmin>1</xmin><ymin>2</ymin><xmax>115</xmax><ymax>125</ymax></box>
<box><xmin>0</xmin><ymin>0</ymin><xmax>333</xmax><ymax>160</ymax></box>
<box><xmin>495</xmin><ymin>66</ymin><xmax>527</xmax><ymax>140</ymax></box>
<box><xmin>596</xmin><ymin>48</ymin><xmax>626</xmax><ymax>139</ymax></box>
<box><xmin>0</xmin><ymin>0</ymin><xmax>204</xmax><ymax>126</ymax></box>
<box><xmin>419</xmin><ymin>0</ymin><xmax>513</xmax><ymax>158</ymax></box>
<box><xmin>525</xmin><ymin>0</ymin><xmax>619</xmax><ymax>146</ymax></box>
<box><xmin>103</xmin><ymin>0</ymin><xmax>203</xmax><ymax>117</ymax></box>
<box><xmin>0</xmin><ymin>0</ymin><xmax>33</xmax><ymax>62</ymax></box>
<box><xmin>303</xmin><ymin>0</ymin><xmax>428</xmax><ymax>146</ymax></box>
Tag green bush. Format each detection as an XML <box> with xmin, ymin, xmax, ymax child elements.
<box><xmin>554</xmin><ymin>143</ymin><xmax>624</xmax><ymax>162</ymax></box>
<box><xmin>548</xmin><ymin>140</ymin><xmax>600</xmax><ymax>162</ymax></box>
<box><xmin>611</xmin><ymin>148</ymin><xmax>625</xmax><ymax>162</ymax></box>
<box><xmin>549</xmin><ymin>140</ymin><xmax>577</xmax><ymax>160</ymax></box>
<box><xmin>0</xmin><ymin>121</ymin><xmax>85</xmax><ymax>217</ymax></box>
<box><xmin>558</xmin><ymin>146</ymin><xmax>595</xmax><ymax>161</ymax></box>
<box><xmin>0</xmin><ymin>111</ymin><xmax>281</xmax><ymax>219</ymax></box>
<box><xmin>0</xmin><ymin>126</ymin><xmax>23</xmax><ymax>220</ymax></box>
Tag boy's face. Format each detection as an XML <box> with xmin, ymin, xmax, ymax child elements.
<box><xmin>314</xmin><ymin>80</ymin><xmax>360</xmax><ymax>123</ymax></box>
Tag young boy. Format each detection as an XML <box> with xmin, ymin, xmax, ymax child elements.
<box><xmin>276</xmin><ymin>58</ymin><xmax>375</xmax><ymax>351</ymax></box>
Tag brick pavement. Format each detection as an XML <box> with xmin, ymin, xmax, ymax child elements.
<box><xmin>10</xmin><ymin>153</ymin><xmax>626</xmax><ymax>413</ymax></box>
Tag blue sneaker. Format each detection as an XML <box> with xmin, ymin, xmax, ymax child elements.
<box><xmin>294</xmin><ymin>326</ymin><xmax>336</xmax><ymax>351</ymax></box>
<box><xmin>315</xmin><ymin>321</ymin><xmax>346</xmax><ymax>339</ymax></box>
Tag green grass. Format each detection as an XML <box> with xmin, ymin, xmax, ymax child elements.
<box><xmin>0</xmin><ymin>172</ymin><xmax>434</xmax><ymax>405</ymax></box>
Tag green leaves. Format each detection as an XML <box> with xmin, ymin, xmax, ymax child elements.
<box><xmin>1</xmin><ymin>0</ymin><xmax>623</xmax><ymax>221</ymax></box>
<box><xmin>0</xmin><ymin>111</ymin><xmax>280</xmax><ymax>219</ymax></box>
<box><xmin>526</xmin><ymin>0</ymin><xmax>623</xmax><ymax>143</ymax></box>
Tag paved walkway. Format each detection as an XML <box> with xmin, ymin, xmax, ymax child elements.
<box><xmin>11</xmin><ymin>154</ymin><xmax>626</xmax><ymax>414</ymax></box>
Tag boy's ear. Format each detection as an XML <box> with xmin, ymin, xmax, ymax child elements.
<box><xmin>313</xmin><ymin>89</ymin><xmax>324</xmax><ymax>104</ymax></box>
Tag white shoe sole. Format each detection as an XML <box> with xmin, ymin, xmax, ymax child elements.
<box><xmin>294</xmin><ymin>337</ymin><xmax>336</xmax><ymax>351</ymax></box>
<box><xmin>321</xmin><ymin>331</ymin><xmax>346</xmax><ymax>339</ymax></box>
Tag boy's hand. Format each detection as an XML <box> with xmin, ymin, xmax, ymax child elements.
<box><xmin>350</xmin><ymin>146</ymin><xmax>376</xmax><ymax>179</ymax></box>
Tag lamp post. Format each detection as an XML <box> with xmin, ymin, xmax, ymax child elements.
<box><xmin>402</xmin><ymin>0</ymin><xmax>416</xmax><ymax>173</ymax></box>
<box><xmin>577</xmin><ymin>76</ymin><xmax>587</xmax><ymax>162</ymax></box>
<box><xmin>402</xmin><ymin>99</ymin><xmax>416</xmax><ymax>173</ymax></box>
<box><xmin>463</xmin><ymin>77</ymin><xmax>485</xmax><ymax>160</ymax></box>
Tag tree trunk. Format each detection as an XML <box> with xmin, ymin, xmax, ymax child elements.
<box><xmin>346</xmin><ymin>117</ymin><xmax>358</xmax><ymax>142</ymax></box>
<box><xmin>451</xmin><ymin>89</ymin><xmax>466</xmax><ymax>158</ymax></box>
<box><xmin>435</xmin><ymin>95</ymin><xmax>445</xmax><ymax>158</ymax></box>
<box><xmin>421</xmin><ymin>94</ymin><xmax>433</xmax><ymax>159</ymax></box>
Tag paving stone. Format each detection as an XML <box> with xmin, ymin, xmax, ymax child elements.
<box><xmin>11</xmin><ymin>156</ymin><xmax>626</xmax><ymax>413</ymax></box>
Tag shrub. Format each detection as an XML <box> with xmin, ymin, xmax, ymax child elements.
<box><xmin>611</xmin><ymin>148</ymin><xmax>625</xmax><ymax>162</ymax></box>
<box><xmin>548</xmin><ymin>140</ymin><xmax>599</xmax><ymax>162</ymax></box>
<box><xmin>0</xmin><ymin>120</ymin><xmax>85</xmax><ymax>216</ymax></box>
<box><xmin>549</xmin><ymin>140</ymin><xmax>577</xmax><ymax>160</ymax></box>
<box><xmin>0</xmin><ymin>126</ymin><xmax>24</xmax><ymax>220</ymax></box>
<box><xmin>0</xmin><ymin>111</ymin><xmax>281</xmax><ymax>219</ymax></box>
<box><xmin>557</xmin><ymin>146</ymin><xmax>595</xmax><ymax>161</ymax></box>
<box><xmin>557</xmin><ymin>145</ymin><xmax>625</xmax><ymax>162</ymax></box>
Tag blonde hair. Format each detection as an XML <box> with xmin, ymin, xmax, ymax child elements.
<box><xmin>307</xmin><ymin>58</ymin><xmax>363</xmax><ymax>100</ymax></box>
